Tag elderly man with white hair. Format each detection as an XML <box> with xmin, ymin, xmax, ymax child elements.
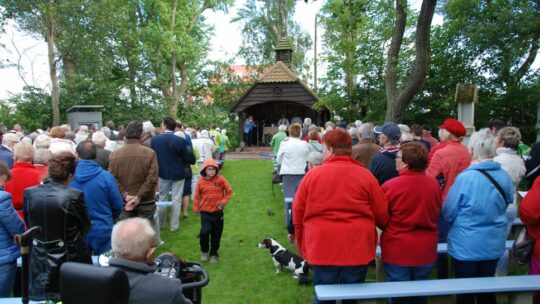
<box><xmin>0</xmin><ymin>133</ymin><xmax>20</xmax><ymax>168</ymax></box>
<box><xmin>92</xmin><ymin>131</ymin><xmax>112</xmax><ymax>170</ymax></box>
<box><xmin>101</xmin><ymin>126</ymin><xmax>119</xmax><ymax>152</ymax></box>
<box><xmin>108</xmin><ymin>218</ymin><xmax>192</xmax><ymax>304</ymax></box>
<box><xmin>75</xmin><ymin>125</ymin><xmax>89</xmax><ymax>144</ymax></box>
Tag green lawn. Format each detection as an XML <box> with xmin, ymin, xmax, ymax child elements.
<box><xmin>157</xmin><ymin>159</ymin><xmax>529</xmax><ymax>304</ymax></box>
<box><xmin>158</xmin><ymin>159</ymin><xmax>314</xmax><ymax>304</ymax></box>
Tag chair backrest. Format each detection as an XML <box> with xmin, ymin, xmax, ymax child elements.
<box><xmin>60</xmin><ymin>262</ymin><xmax>129</xmax><ymax>304</ymax></box>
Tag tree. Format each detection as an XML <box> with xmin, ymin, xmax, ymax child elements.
<box><xmin>385</xmin><ymin>0</ymin><xmax>437</xmax><ymax>123</ymax></box>
<box><xmin>0</xmin><ymin>1</ymin><xmax>78</xmax><ymax>126</ymax></box>
<box><xmin>233</xmin><ymin>0</ymin><xmax>312</xmax><ymax>75</ymax></box>
<box><xmin>319</xmin><ymin>0</ymin><xmax>395</xmax><ymax>121</ymax></box>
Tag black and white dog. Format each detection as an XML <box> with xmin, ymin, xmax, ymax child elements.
<box><xmin>257</xmin><ymin>237</ymin><xmax>309</xmax><ymax>283</ymax></box>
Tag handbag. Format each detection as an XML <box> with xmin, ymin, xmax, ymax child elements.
<box><xmin>513</xmin><ymin>227</ymin><xmax>535</xmax><ymax>266</ymax></box>
<box><xmin>272</xmin><ymin>169</ymin><xmax>282</xmax><ymax>184</ymax></box>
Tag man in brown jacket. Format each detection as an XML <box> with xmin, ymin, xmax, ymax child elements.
<box><xmin>351</xmin><ymin>123</ymin><xmax>381</xmax><ymax>168</ymax></box>
<box><xmin>109</xmin><ymin>121</ymin><xmax>158</xmax><ymax>224</ymax></box>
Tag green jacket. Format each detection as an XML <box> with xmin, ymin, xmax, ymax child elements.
<box><xmin>271</xmin><ymin>131</ymin><xmax>287</xmax><ymax>157</ymax></box>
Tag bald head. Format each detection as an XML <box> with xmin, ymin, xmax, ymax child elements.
<box><xmin>111</xmin><ymin>218</ymin><xmax>155</xmax><ymax>261</ymax></box>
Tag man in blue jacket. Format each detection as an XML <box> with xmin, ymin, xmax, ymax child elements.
<box><xmin>71</xmin><ymin>141</ymin><xmax>123</xmax><ymax>254</ymax></box>
<box><xmin>151</xmin><ymin>117</ymin><xmax>194</xmax><ymax>232</ymax></box>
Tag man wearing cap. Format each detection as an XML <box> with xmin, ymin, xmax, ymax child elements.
<box><xmin>0</xmin><ymin>133</ymin><xmax>20</xmax><ymax>169</ymax></box>
<box><xmin>370</xmin><ymin>122</ymin><xmax>401</xmax><ymax>186</ymax></box>
<box><xmin>426</xmin><ymin>118</ymin><xmax>471</xmax><ymax>279</ymax></box>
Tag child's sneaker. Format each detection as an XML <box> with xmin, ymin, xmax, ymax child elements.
<box><xmin>210</xmin><ymin>256</ymin><xmax>218</xmax><ymax>264</ymax></box>
<box><xmin>201</xmin><ymin>252</ymin><xmax>209</xmax><ymax>262</ymax></box>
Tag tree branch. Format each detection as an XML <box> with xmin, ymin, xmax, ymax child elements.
<box><xmin>515</xmin><ymin>38</ymin><xmax>539</xmax><ymax>83</ymax></box>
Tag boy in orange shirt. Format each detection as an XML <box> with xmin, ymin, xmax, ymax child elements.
<box><xmin>193</xmin><ymin>158</ymin><xmax>233</xmax><ymax>263</ymax></box>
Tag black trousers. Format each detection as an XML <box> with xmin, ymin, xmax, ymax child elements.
<box><xmin>200</xmin><ymin>211</ymin><xmax>224</xmax><ymax>256</ymax></box>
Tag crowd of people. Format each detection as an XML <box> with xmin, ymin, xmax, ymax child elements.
<box><xmin>1</xmin><ymin>114</ymin><xmax>540</xmax><ymax>303</ymax></box>
<box><xmin>270</xmin><ymin>117</ymin><xmax>539</xmax><ymax>304</ymax></box>
<box><xmin>0</xmin><ymin>119</ymin><xmax>230</xmax><ymax>303</ymax></box>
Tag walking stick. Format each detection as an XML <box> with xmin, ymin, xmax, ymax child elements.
<box><xmin>14</xmin><ymin>226</ymin><xmax>41</xmax><ymax>304</ymax></box>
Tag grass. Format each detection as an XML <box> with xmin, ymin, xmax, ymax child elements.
<box><xmin>158</xmin><ymin>159</ymin><xmax>314</xmax><ymax>304</ymax></box>
<box><xmin>157</xmin><ymin>159</ymin><xmax>529</xmax><ymax>304</ymax></box>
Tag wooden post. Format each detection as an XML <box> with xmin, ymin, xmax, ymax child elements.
<box><xmin>455</xmin><ymin>84</ymin><xmax>478</xmax><ymax>145</ymax></box>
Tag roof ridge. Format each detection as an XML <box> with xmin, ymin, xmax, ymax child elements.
<box><xmin>258</xmin><ymin>61</ymin><xmax>298</xmax><ymax>83</ymax></box>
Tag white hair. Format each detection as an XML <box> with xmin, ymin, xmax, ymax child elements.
<box><xmin>438</xmin><ymin>128</ymin><xmax>450</xmax><ymax>141</ymax></box>
<box><xmin>78</xmin><ymin>125</ymin><xmax>89</xmax><ymax>133</ymax></box>
<box><xmin>468</xmin><ymin>128</ymin><xmax>497</xmax><ymax>160</ymax></box>
<box><xmin>112</xmin><ymin>218</ymin><xmax>155</xmax><ymax>260</ymax></box>
<box><xmin>60</xmin><ymin>124</ymin><xmax>71</xmax><ymax>133</ymax></box>
<box><xmin>221</xmin><ymin>129</ymin><xmax>227</xmax><ymax>136</ymax></box>
<box><xmin>354</xmin><ymin>120</ymin><xmax>363</xmax><ymax>128</ymax></box>
<box><xmin>142</xmin><ymin>121</ymin><xmax>154</xmax><ymax>133</ymax></box>
<box><xmin>278</xmin><ymin>124</ymin><xmax>287</xmax><ymax>132</ymax></box>
<box><xmin>101</xmin><ymin>126</ymin><xmax>111</xmax><ymax>138</ymax></box>
<box><xmin>303</xmin><ymin>118</ymin><xmax>312</xmax><ymax>127</ymax></box>
<box><xmin>34</xmin><ymin>134</ymin><xmax>51</xmax><ymax>149</ymax></box>
<box><xmin>20</xmin><ymin>137</ymin><xmax>32</xmax><ymax>145</ymax></box>
<box><xmin>92</xmin><ymin>131</ymin><xmax>108</xmax><ymax>146</ymax></box>
<box><xmin>2</xmin><ymin>133</ymin><xmax>20</xmax><ymax>145</ymax></box>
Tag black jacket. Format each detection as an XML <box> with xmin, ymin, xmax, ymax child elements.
<box><xmin>23</xmin><ymin>179</ymin><xmax>92</xmax><ymax>301</ymax></box>
<box><xmin>369</xmin><ymin>150</ymin><xmax>399</xmax><ymax>186</ymax></box>
<box><xmin>109</xmin><ymin>258</ymin><xmax>192</xmax><ymax>304</ymax></box>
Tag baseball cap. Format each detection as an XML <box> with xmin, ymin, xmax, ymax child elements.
<box><xmin>374</xmin><ymin>122</ymin><xmax>401</xmax><ymax>140</ymax></box>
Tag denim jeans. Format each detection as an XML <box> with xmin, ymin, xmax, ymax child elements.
<box><xmin>437</xmin><ymin>216</ymin><xmax>449</xmax><ymax>279</ymax></box>
<box><xmin>496</xmin><ymin>203</ymin><xmax>516</xmax><ymax>275</ymax></box>
<box><xmin>452</xmin><ymin>257</ymin><xmax>498</xmax><ymax>304</ymax></box>
<box><xmin>0</xmin><ymin>261</ymin><xmax>17</xmax><ymax>297</ymax></box>
<box><xmin>312</xmin><ymin>265</ymin><xmax>367</xmax><ymax>304</ymax></box>
<box><xmin>384</xmin><ymin>263</ymin><xmax>433</xmax><ymax>304</ymax></box>
<box><xmin>157</xmin><ymin>178</ymin><xmax>185</xmax><ymax>231</ymax></box>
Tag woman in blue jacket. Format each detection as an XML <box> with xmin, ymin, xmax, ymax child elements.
<box><xmin>443</xmin><ymin>129</ymin><xmax>513</xmax><ymax>304</ymax></box>
<box><xmin>0</xmin><ymin>162</ymin><xmax>25</xmax><ymax>297</ymax></box>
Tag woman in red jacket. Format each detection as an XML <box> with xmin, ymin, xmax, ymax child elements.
<box><xmin>293</xmin><ymin>129</ymin><xmax>389</xmax><ymax>304</ymax></box>
<box><xmin>519</xmin><ymin>177</ymin><xmax>540</xmax><ymax>304</ymax></box>
<box><xmin>381</xmin><ymin>142</ymin><xmax>442</xmax><ymax>304</ymax></box>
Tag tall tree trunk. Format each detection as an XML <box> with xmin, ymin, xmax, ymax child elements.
<box><xmin>169</xmin><ymin>0</ymin><xmax>178</xmax><ymax>116</ymax></box>
<box><xmin>46</xmin><ymin>8</ymin><xmax>60</xmax><ymax>126</ymax></box>
<box><xmin>345</xmin><ymin>33</ymin><xmax>355</xmax><ymax>108</ymax></box>
<box><xmin>385</xmin><ymin>0</ymin><xmax>437</xmax><ymax>123</ymax></box>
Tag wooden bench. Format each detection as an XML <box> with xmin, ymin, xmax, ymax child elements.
<box><xmin>315</xmin><ymin>275</ymin><xmax>540</xmax><ymax>304</ymax></box>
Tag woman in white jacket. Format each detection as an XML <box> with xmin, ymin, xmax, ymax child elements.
<box><xmin>277</xmin><ymin>123</ymin><xmax>309</xmax><ymax>229</ymax></box>
<box><xmin>493</xmin><ymin>126</ymin><xmax>526</xmax><ymax>276</ymax></box>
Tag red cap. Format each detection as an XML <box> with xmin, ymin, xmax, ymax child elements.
<box><xmin>439</xmin><ymin>118</ymin><xmax>466</xmax><ymax>137</ymax></box>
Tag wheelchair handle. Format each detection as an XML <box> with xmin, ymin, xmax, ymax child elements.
<box><xmin>181</xmin><ymin>264</ymin><xmax>210</xmax><ymax>290</ymax></box>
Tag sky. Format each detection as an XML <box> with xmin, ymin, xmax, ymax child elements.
<box><xmin>0</xmin><ymin>1</ymin><xmax>535</xmax><ymax>100</ymax></box>
<box><xmin>0</xmin><ymin>0</ymin><xmax>324</xmax><ymax>100</ymax></box>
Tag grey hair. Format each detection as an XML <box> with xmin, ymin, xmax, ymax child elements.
<box><xmin>303</xmin><ymin>118</ymin><xmax>312</xmax><ymax>127</ymax></box>
<box><xmin>112</xmin><ymin>218</ymin><xmax>156</xmax><ymax>260</ymax></box>
<box><xmin>358</xmin><ymin>123</ymin><xmax>375</xmax><ymax>140</ymax></box>
<box><xmin>34</xmin><ymin>148</ymin><xmax>53</xmax><ymax>165</ymax></box>
<box><xmin>354</xmin><ymin>120</ymin><xmax>362</xmax><ymax>128</ymax></box>
<box><xmin>468</xmin><ymin>128</ymin><xmax>497</xmax><ymax>160</ymax></box>
<box><xmin>497</xmin><ymin>126</ymin><xmax>521</xmax><ymax>150</ymax></box>
<box><xmin>278</xmin><ymin>124</ymin><xmax>287</xmax><ymax>132</ymax></box>
<box><xmin>92</xmin><ymin>131</ymin><xmax>108</xmax><ymax>146</ymax></box>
